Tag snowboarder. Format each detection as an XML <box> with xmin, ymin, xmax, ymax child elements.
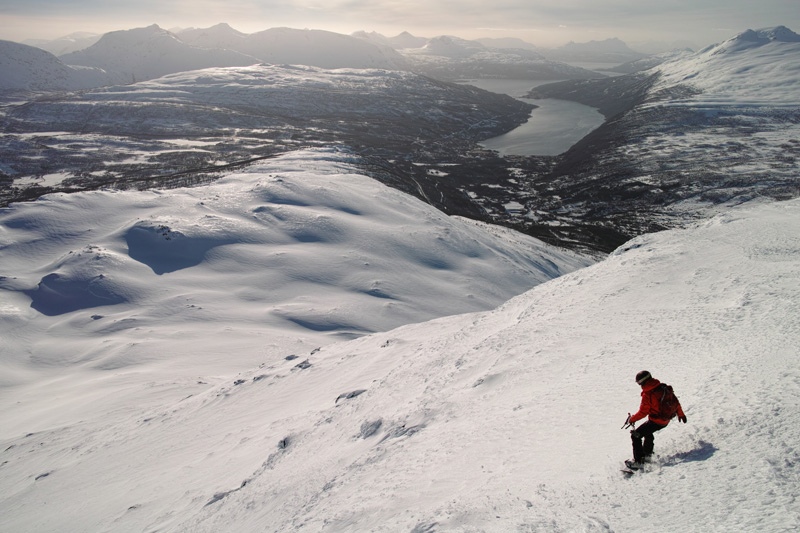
<box><xmin>624</xmin><ymin>370</ymin><xmax>686</xmax><ymax>468</ymax></box>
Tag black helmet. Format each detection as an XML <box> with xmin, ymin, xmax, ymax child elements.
<box><xmin>635</xmin><ymin>370</ymin><xmax>652</xmax><ymax>385</ymax></box>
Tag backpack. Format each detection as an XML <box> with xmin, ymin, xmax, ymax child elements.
<box><xmin>652</xmin><ymin>383</ymin><xmax>680</xmax><ymax>420</ymax></box>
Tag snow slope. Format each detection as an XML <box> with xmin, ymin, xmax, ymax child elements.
<box><xmin>59</xmin><ymin>24</ymin><xmax>260</xmax><ymax>83</ymax></box>
<box><xmin>0</xmin><ymin>147</ymin><xmax>591</xmax><ymax>427</ymax></box>
<box><xmin>1</xmin><ymin>155</ymin><xmax>798</xmax><ymax>530</ymax></box>
<box><xmin>0</xmin><ymin>39</ymin><xmax>121</xmax><ymax>93</ymax></box>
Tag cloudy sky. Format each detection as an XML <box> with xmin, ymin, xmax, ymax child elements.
<box><xmin>1</xmin><ymin>0</ymin><xmax>798</xmax><ymax>49</ymax></box>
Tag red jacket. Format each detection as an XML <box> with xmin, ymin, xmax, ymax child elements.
<box><xmin>630</xmin><ymin>378</ymin><xmax>686</xmax><ymax>425</ymax></box>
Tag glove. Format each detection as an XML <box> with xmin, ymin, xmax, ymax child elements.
<box><xmin>678</xmin><ymin>414</ymin><xmax>687</xmax><ymax>423</ymax></box>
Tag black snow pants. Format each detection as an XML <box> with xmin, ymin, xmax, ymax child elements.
<box><xmin>631</xmin><ymin>420</ymin><xmax>667</xmax><ymax>463</ymax></box>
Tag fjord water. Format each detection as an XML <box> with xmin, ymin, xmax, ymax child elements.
<box><xmin>466</xmin><ymin>79</ymin><xmax>605</xmax><ymax>156</ymax></box>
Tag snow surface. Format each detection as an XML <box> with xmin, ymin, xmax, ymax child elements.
<box><xmin>1</xmin><ymin>147</ymin><xmax>799</xmax><ymax>530</ymax></box>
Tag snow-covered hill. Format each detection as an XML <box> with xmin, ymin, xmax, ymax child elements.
<box><xmin>0</xmin><ymin>39</ymin><xmax>121</xmax><ymax>93</ymax></box>
<box><xmin>1</xmin><ymin>155</ymin><xmax>798</xmax><ymax>530</ymax></box>
<box><xmin>59</xmin><ymin>24</ymin><xmax>260</xmax><ymax>83</ymax></box>
<box><xmin>0</xmin><ymin>147</ymin><xmax>591</xmax><ymax>417</ymax></box>
<box><xmin>177</xmin><ymin>26</ymin><xmax>408</xmax><ymax>70</ymax></box>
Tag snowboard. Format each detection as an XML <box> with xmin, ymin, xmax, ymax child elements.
<box><xmin>621</xmin><ymin>459</ymin><xmax>645</xmax><ymax>476</ymax></box>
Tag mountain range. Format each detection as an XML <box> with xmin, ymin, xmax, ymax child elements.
<box><xmin>59</xmin><ymin>24</ymin><xmax>261</xmax><ymax>83</ymax></box>
<box><xmin>4</xmin><ymin>23</ymin><xmax>624</xmax><ymax>95</ymax></box>
<box><xmin>3</xmin><ymin>25</ymin><xmax>798</xmax><ymax>254</ymax></box>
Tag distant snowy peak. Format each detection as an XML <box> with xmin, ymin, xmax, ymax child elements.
<box><xmin>352</xmin><ymin>31</ymin><xmax>428</xmax><ymax>50</ymax></box>
<box><xmin>562</xmin><ymin>37</ymin><xmax>636</xmax><ymax>54</ymax></box>
<box><xmin>235</xmin><ymin>27</ymin><xmax>408</xmax><ymax>70</ymax></box>
<box><xmin>709</xmin><ymin>25</ymin><xmax>800</xmax><ymax>54</ymax></box>
<box><xmin>475</xmin><ymin>37</ymin><xmax>539</xmax><ymax>52</ymax></box>
<box><xmin>739</xmin><ymin>26</ymin><xmax>800</xmax><ymax>43</ymax></box>
<box><xmin>651</xmin><ymin>25</ymin><xmax>800</xmax><ymax>106</ymax></box>
<box><xmin>22</xmin><ymin>31</ymin><xmax>101</xmax><ymax>56</ymax></box>
<box><xmin>351</xmin><ymin>30</ymin><xmax>390</xmax><ymax>46</ymax></box>
<box><xmin>421</xmin><ymin>36</ymin><xmax>487</xmax><ymax>58</ymax></box>
<box><xmin>399</xmin><ymin>35</ymin><xmax>598</xmax><ymax>80</ymax></box>
<box><xmin>539</xmin><ymin>37</ymin><xmax>645</xmax><ymax>64</ymax></box>
<box><xmin>0</xmin><ymin>39</ymin><xmax>120</xmax><ymax>93</ymax></box>
<box><xmin>175</xmin><ymin>23</ymin><xmax>249</xmax><ymax>50</ymax></box>
<box><xmin>59</xmin><ymin>24</ymin><xmax>259</xmax><ymax>82</ymax></box>
<box><xmin>390</xmin><ymin>31</ymin><xmax>428</xmax><ymax>49</ymax></box>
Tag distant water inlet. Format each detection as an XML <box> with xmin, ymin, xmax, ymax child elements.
<box><xmin>463</xmin><ymin>79</ymin><xmax>606</xmax><ymax>157</ymax></box>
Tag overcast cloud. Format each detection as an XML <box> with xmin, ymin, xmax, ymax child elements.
<box><xmin>1</xmin><ymin>0</ymin><xmax>798</xmax><ymax>49</ymax></box>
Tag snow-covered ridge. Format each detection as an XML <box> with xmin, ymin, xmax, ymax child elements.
<box><xmin>652</xmin><ymin>25</ymin><xmax>800</xmax><ymax>106</ymax></box>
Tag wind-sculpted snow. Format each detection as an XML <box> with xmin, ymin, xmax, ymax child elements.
<box><xmin>1</xmin><ymin>191</ymin><xmax>798</xmax><ymax>531</ymax></box>
<box><xmin>24</xmin><ymin>248</ymin><xmax>132</xmax><ymax>315</ymax></box>
<box><xmin>0</xmin><ymin>146</ymin><xmax>591</xmax><ymax>369</ymax></box>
